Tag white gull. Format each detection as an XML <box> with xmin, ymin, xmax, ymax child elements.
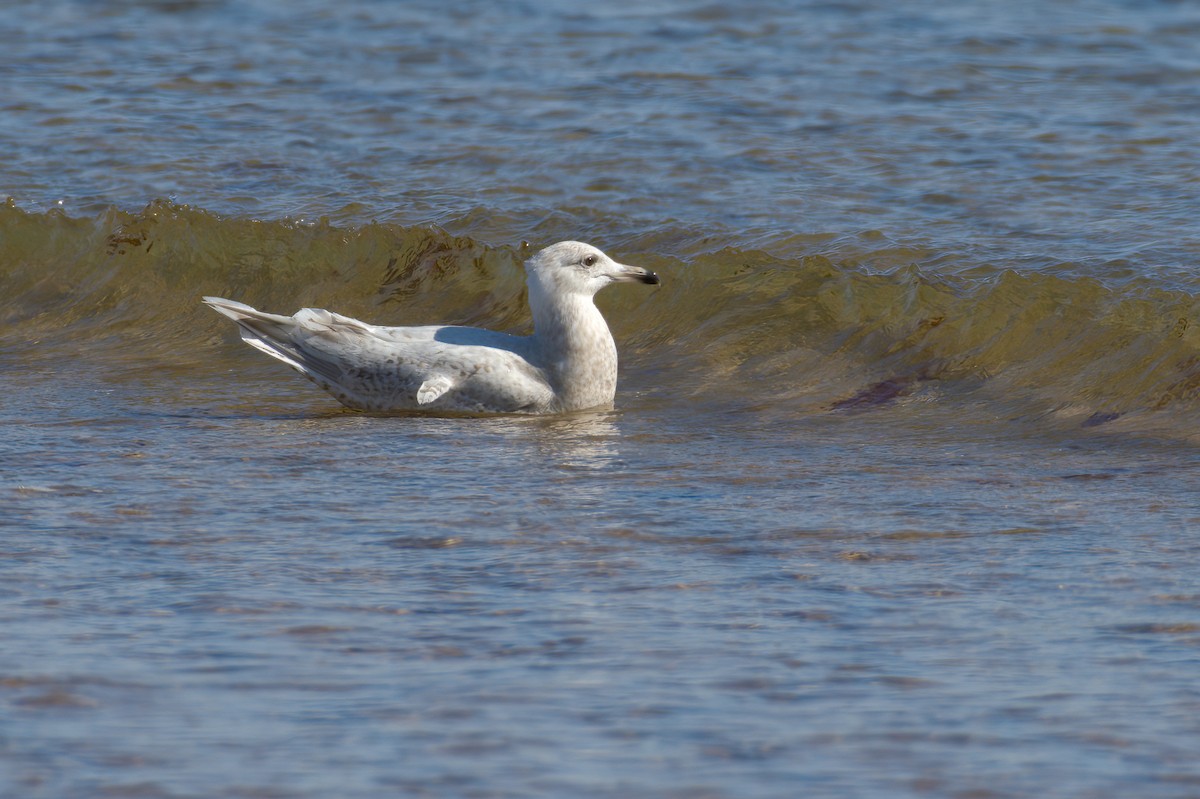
<box><xmin>203</xmin><ymin>240</ymin><xmax>660</xmax><ymax>414</ymax></box>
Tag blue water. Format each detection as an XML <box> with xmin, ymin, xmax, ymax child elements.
<box><xmin>6</xmin><ymin>0</ymin><xmax>1200</xmax><ymax>274</ymax></box>
<box><xmin>5</xmin><ymin>363</ymin><xmax>1200</xmax><ymax>797</ymax></box>
<box><xmin>4</xmin><ymin>1</ymin><xmax>1200</xmax><ymax>797</ymax></box>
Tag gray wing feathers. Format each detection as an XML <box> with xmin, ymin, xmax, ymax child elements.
<box><xmin>204</xmin><ymin>297</ymin><xmax>346</xmax><ymax>387</ymax></box>
<box><xmin>203</xmin><ymin>297</ymin><xmax>554</xmax><ymax>412</ymax></box>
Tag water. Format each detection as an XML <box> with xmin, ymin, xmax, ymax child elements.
<box><xmin>3</xmin><ymin>1</ymin><xmax>1200</xmax><ymax>797</ymax></box>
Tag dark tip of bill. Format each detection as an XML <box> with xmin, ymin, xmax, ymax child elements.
<box><xmin>641</xmin><ymin>271</ymin><xmax>661</xmax><ymax>285</ymax></box>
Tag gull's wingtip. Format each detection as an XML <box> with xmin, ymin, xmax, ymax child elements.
<box><xmin>203</xmin><ymin>296</ymin><xmax>258</xmax><ymax>321</ymax></box>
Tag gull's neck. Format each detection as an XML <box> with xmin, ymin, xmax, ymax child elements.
<box><xmin>527</xmin><ymin>281</ymin><xmax>618</xmax><ymax>411</ymax></box>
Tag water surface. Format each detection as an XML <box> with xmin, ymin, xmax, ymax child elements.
<box><xmin>3</xmin><ymin>1</ymin><xmax>1200</xmax><ymax>797</ymax></box>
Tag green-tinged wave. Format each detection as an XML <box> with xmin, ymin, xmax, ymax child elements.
<box><xmin>3</xmin><ymin>201</ymin><xmax>1199</xmax><ymax>434</ymax></box>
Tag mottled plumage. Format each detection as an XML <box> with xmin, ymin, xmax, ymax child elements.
<box><xmin>204</xmin><ymin>241</ymin><xmax>660</xmax><ymax>414</ymax></box>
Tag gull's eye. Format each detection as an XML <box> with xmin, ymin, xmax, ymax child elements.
<box><xmin>582</xmin><ymin>254</ymin><xmax>598</xmax><ymax>267</ymax></box>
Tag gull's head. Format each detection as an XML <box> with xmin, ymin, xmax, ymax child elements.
<box><xmin>525</xmin><ymin>241</ymin><xmax>660</xmax><ymax>298</ymax></box>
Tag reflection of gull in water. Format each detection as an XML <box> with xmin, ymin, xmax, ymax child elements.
<box><xmin>514</xmin><ymin>413</ymin><xmax>624</xmax><ymax>513</ymax></box>
<box><xmin>204</xmin><ymin>241</ymin><xmax>659</xmax><ymax>414</ymax></box>
<box><xmin>531</xmin><ymin>413</ymin><xmax>622</xmax><ymax>471</ymax></box>
<box><xmin>481</xmin><ymin>412</ymin><xmax>622</xmax><ymax>472</ymax></box>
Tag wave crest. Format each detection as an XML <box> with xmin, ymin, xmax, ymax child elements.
<box><xmin>4</xmin><ymin>202</ymin><xmax>1199</xmax><ymax>432</ymax></box>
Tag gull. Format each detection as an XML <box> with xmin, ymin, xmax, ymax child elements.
<box><xmin>203</xmin><ymin>241</ymin><xmax>660</xmax><ymax>414</ymax></box>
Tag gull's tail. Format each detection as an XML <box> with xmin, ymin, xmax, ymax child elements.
<box><xmin>203</xmin><ymin>296</ymin><xmax>346</xmax><ymax>389</ymax></box>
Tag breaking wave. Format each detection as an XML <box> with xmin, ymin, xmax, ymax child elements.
<box><xmin>4</xmin><ymin>200</ymin><xmax>1199</xmax><ymax>434</ymax></box>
